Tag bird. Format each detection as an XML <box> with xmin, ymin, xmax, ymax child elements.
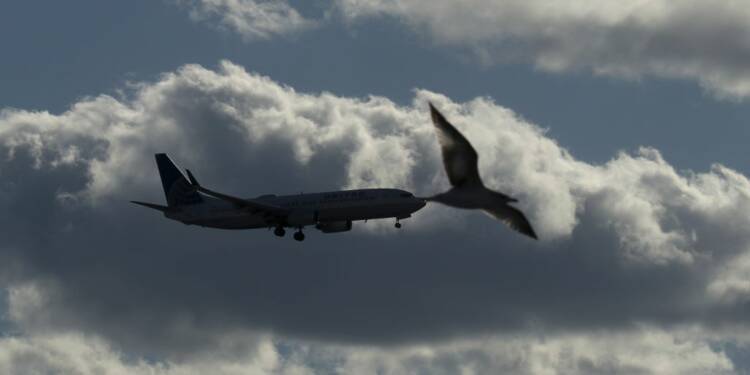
<box><xmin>422</xmin><ymin>102</ymin><xmax>538</xmax><ymax>240</ymax></box>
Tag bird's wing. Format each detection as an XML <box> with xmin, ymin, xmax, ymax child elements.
<box><xmin>429</xmin><ymin>103</ymin><xmax>482</xmax><ymax>187</ymax></box>
<box><xmin>483</xmin><ymin>204</ymin><xmax>538</xmax><ymax>240</ymax></box>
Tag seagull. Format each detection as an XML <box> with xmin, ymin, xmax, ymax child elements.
<box><xmin>422</xmin><ymin>102</ymin><xmax>538</xmax><ymax>240</ymax></box>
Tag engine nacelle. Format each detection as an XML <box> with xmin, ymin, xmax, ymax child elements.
<box><xmin>316</xmin><ymin>220</ymin><xmax>353</xmax><ymax>233</ymax></box>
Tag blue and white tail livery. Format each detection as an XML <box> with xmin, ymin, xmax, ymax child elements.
<box><xmin>155</xmin><ymin>153</ymin><xmax>203</xmax><ymax>207</ymax></box>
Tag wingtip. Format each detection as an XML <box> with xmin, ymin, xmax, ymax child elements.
<box><xmin>428</xmin><ymin>102</ymin><xmax>445</xmax><ymax>124</ymax></box>
<box><xmin>521</xmin><ymin>223</ymin><xmax>538</xmax><ymax>240</ymax></box>
<box><xmin>428</xmin><ymin>102</ymin><xmax>440</xmax><ymax>115</ymax></box>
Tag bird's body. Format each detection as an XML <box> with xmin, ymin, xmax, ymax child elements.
<box><xmin>425</xmin><ymin>103</ymin><xmax>537</xmax><ymax>240</ymax></box>
<box><xmin>427</xmin><ymin>186</ymin><xmax>510</xmax><ymax>208</ymax></box>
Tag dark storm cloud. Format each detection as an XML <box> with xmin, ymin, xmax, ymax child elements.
<box><xmin>1</xmin><ymin>62</ymin><xmax>750</xmax><ymax>368</ymax></box>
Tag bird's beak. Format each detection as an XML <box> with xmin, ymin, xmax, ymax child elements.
<box><xmin>413</xmin><ymin>197</ymin><xmax>427</xmax><ymax>209</ymax></box>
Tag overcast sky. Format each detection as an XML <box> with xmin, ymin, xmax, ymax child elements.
<box><xmin>2</xmin><ymin>0</ymin><xmax>750</xmax><ymax>374</ymax></box>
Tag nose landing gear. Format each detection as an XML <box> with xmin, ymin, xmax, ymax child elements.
<box><xmin>395</xmin><ymin>219</ymin><xmax>402</xmax><ymax>229</ymax></box>
<box><xmin>293</xmin><ymin>230</ymin><xmax>305</xmax><ymax>242</ymax></box>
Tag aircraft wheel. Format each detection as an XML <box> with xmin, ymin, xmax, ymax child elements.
<box><xmin>395</xmin><ymin>222</ymin><xmax>402</xmax><ymax>229</ymax></box>
<box><xmin>274</xmin><ymin>227</ymin><xmax>286</xmax><ymax>237</ymax></box>
<box><xmin>294</xmin><ymin>231</ymin><xmax>305</xmax><ymax>242</ymax></box>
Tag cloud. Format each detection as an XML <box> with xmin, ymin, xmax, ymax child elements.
<box><xmin>332</xmin><ymin>0</ymin><xmax>750</xmax><ymax>100</ymax></box>
<box><xmin>0</xmin><ymin>289</ymin><xmax>739</xmax><ymax>375</ymax></box>
<box><xmin>2</xmin><ymin>61</ymin><xmax>750</xmax><ymax>371</ymax></box>
<box><xmin>0</xmin><ymin>303</ymin><xmax>738</xmax><ymax>375</ymax></box>
<box><xmin>172</xmin><ymin>1</ymin><xmax>750</xmax><ymax>99</ymax></box>
<box><xmin>324</xmin><ymin>329</ymin><xmax>736</xmax><ymax>375</ymax></box>
<box><xmin>177</xmin><ymin>0</ymin><xmax>316</xmax><ymax>40</ymax></box>
<box><xmin>0</xmin><ymin>331</ymin><xmax>307</xmax><ymax>375</ymax></box>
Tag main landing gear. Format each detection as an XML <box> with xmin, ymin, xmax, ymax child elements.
<box><xmin>274</xmin><ymin>226</ymin><xmax>286</xmax><ymax>237</ymax></box>
<box><xmin>272</xmin><ymin>225</ymin><xmax>305</xmax><ymax>241</ymax></box>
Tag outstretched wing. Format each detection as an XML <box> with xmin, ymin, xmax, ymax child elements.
<box><xmin>429</xmin><ymin>103</ymin><xmax>482</xmax><ymax>187</ymax></box>
<box><xmin>483</xmin><ymin>204</ymin><xmax>538</xmax><ymax>240</ymax></box>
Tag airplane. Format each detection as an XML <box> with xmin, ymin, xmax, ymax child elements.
<box><xmin>131</xmin><ymin>154</ymin><xmax>426</xmax><ymax>241</ymax></box>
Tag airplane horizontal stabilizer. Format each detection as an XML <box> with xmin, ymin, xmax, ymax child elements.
<box><xmin>131</xmin><ymin>200</ymin><xmax>171</xmax><ymax>212</ymax></box>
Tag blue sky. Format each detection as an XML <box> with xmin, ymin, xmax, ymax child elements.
<box><xmin>4</xmin><ymin>0</ymin><xmax>750</xmax><ymax>171</ymax></box>
<box><xmin>2</xmin><ymin>1</ymin><xmax>750</xmax><ymax>374</ymax></box>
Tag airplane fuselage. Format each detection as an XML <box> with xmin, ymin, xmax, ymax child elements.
<box><xmin>164</xmin><ymin>188</ymin><xmax>425</xmax><ymax>230</ymax></box>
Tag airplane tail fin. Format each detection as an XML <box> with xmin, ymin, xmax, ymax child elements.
<box><xmin>155</xmin><ymin>153</ymin><xmax>203</xmax><ymax>207</ymax></box>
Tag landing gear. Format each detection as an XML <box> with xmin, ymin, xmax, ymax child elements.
<box><xmin>395</xmin><ymin>219</ymin><xmax>402</xmax><ymax>229</ymax></box>
<box><xmin>293</xmin><ymin>230</ymin><xmax>305</xmax><ymax>242</ymax></box>
<box><xmin>274</xmin><ymin>226</ymin><xmax>286</xmax><ymax>237</ymax></box>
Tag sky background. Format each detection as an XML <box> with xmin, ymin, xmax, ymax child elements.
<box><xmin>2</xmin><ymin>0</ymin><xmax>750</xmax><ymax>374</ymax></box>
<box><xmin>4</xmin><ymin>0</ymin><xmax>750</xmax><ymax>171</ymax></box>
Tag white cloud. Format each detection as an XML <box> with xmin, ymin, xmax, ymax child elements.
<box><xmin>7</xmin><ymin>61</ymin><xmax>750</xmax><ymax>262</ymax></box>
<box><xmin>172</xmin><ymin>1</ymin><xmax>750</xmax><ymax>98</ymax></box>
<box><xmin>326</xmin><ymin>329</ymin><xmax>736</xmax><ymax>375</ymax></box>
<box><xmin>3</xmin><ymin>61</ymin><xmax>750</xmax><ymax>369</ymax></box>
<box><xmin>178</xmin><ymin>0</ymin><xmax>315</xmax><ymax>40</ymax></box>
<box><xmin>173</xmin><ymin>1</ymin><xmax>750</xmax><ymax>98</ymax></box>
<box><xmin>333</xmin><ymin>0</ymin><xmax>750</xmax><ymax>99</ymax></box>
<box><xmin>708</xmin><ymin>250</ymin><xmax>750</xmax><ymax>302</ymax></box>
<box><xmin>0</xmin><ymin>333</ymin><xmax>309</xmax><ymax>375</ymax></box>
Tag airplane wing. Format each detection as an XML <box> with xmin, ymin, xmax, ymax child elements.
<box><xmin>186</xmin><ymin>169</ymin><xmax>289</xmax><ymax>217</ymax></box>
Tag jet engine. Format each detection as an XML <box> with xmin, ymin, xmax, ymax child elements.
<box><xmin>316</xmin><ymin>220</ymin><xmax>353</xmax><ymax>233</ymax></box>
